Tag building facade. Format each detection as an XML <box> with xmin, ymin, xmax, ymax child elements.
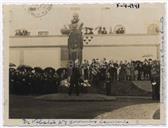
<box><xmin>9</xmin><ymin>34</ymin><xmax>160</xmax><ymax>68</ymax></box>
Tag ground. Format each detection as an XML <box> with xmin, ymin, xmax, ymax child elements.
<box><xmin>9</xmin><ymin>95</ymin><xmax>159</xmax><ymax>119</ymax></box>
<box><xmin>9</xmin><ymin>81</ymin><xmax>160</xmax><ymax>119</ymax></box>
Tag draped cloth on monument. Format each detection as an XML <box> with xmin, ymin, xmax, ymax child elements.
<box><xmin>68</xmin><ymin>29</ymin><xmax>83</xmax><ymax>65</ymax></box>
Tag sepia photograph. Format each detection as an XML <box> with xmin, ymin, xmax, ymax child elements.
<box><xmin>3</xmin><ymin>3</ymin><xmax>166</xmax><ymax>126</ymax></box>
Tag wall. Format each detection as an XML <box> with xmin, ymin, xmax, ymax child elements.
<box><xmin>9</xmin><ymin>34</ymin><xmax>160</xmax><ymax>68</ymax></box>
<box><xmin>83</xmin><ymin>46</ymin><xmax>158</xmax><ymax>61</ymax></box>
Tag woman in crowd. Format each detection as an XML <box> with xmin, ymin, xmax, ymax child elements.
<box><xmin>125</xmin><ymin>63</ymin><xmax>131</xmax><ymax>80</ymax></box>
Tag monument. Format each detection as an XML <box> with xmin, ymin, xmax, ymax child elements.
<box><xmin>68</xmin><ymin>13</ymin><xmax>84</xmax><ymax>66</ymax></box>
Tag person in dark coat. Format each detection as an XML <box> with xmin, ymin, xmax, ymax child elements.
<box><xmin>137</xmin><ymin>63</ymin><xmax>143</xmax><ymax>80</ymax></box>
<box><xmin>119</xmin><ymin>64</ymin><xmax>126</xmax><ymax>81</ymax></box>
<box><xmin>99</xmin><ymin>64</ymin><xmax>106</xmax><ymax>85</ymax></box>
<box><xmin>9</xmin><ymin>68</ymin><xmax>16</xmax><ymax>94</ymax></box>
<box><xmin>53</xmin><ymin>72</ymin><xmax>60</xmax><ymax>93</ymax></box>
<box><xmin>108</xmin><ymin>64</ymin><xmax>115</xmax><ymax>82</ymax></box>
<box><xmin>14</xmin><ymin>70</ymin><xmax>21</xmax><ymax>94</ymax></box>
<box><xmin>147</xmin><ymin>62</ymin><xmax>152</xmax><ymax>80</ymax></box>
<box><xmin>83</xmin><ymin>60</ymin><xmax>89</xmax><ymax>80</ymax></box>
<box><xmin>89</xmin><ymin>62</ymin><xmax>99</xmax><ymax>86</ymax></box>
<box><xmin>151</xmin><ymin>66</ymin><xmax>160</xmax><ymax>100</ymax></box>
<box><xmin>105</xmin><ymin>72</ymin><xmax>112</xmax><ymax>96</ymax></box>
<box><xmin>27</xmin><ymin>71</ymin><xmax>35</xmax><ymax>95</ymax></box>
<box><xmin>68</xmin><ymin>60</ymin><xmax>81</xmax><ymax>96</ymax></box>
<box><xmin>113</xmin><ymin>62</ymin><xmax>118</xmax><ymax>81</ymax></box>
<box><xmin>142</xmin><ymin>62</ymin><xmax>148</xmax><ymax>80</ymax></box>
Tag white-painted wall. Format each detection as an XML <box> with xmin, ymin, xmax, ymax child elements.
<box><xmin>10</xmin><ymin>47</ymin><xmax>61</xmax><ymax>68</ymax></box>
<box><xmin>9</xmin><ymin>34</ymin><xmax>160</xmax><ymax>68</ymax></box>
<box><xmin>83</xmin><ymin>46</ymin><xmax>158</xmax><ymax>62</ymax></box>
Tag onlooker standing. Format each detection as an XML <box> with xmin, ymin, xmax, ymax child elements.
<box><xmin>69</xmin><ymin>61</ymin><xmax>81</xmax><ymax>96</ymax></box>
<box><xmin>143</xmin><ymin>61</ymin><xmax>148</xmax><ymax>80</ymax></box>
<box><xmin>146</xmin><ymin>62</ymin><xmax>152</xmax><ymax>80</ymax></box>
<box><xmin>126</xmin><ymin>63</ymin><xmax>131</xmax><ymax>80</ymax></box>
<box><xmin>105</xmin><ymin>72</ymin><xmax>112</xmax><ymax>96</ymax></box>
<box><xmin>134</xmin><ymin>63</ymin><xmax>138</xmax><ymax>81</ymax></box>
<box><xmin>137</xmin><ymin>63</ymin><xmax>143</xmax><ymax>80</ymax></box>
<box><xmin>102</xmin><ymin>27</ymin><xmax>107</xmax><ymax>34</ymax></box>
<box><xmin>83</xmin><ymin>60</ymin><xmax>89</xmax><ymax>80</ymax></box>
<box><xmin>119</xmin><ymin>64</ymin><xmax>126</xmax><ymax>81</ymax></box>
<box><xmin>108</xmin><ymin>63</ymin><xmax>115</xmax><ymax>82</ymax></box>
<box><xmin>130</xmin><ymin>61</ymin><xmax>135</xmax><ymax>80</ymax></box>
<box><xmin>113</xmin><ymin>61</ymin><xmax>118</xmax><ymax>81</ymax></box>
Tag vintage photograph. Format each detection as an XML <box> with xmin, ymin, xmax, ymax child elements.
<box><xmin>3</xmin><ymin>3</ymin><xmax>165</xmax><ymax>125</ymax></box>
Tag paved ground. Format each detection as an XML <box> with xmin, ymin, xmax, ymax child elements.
<box><xmin>95</xmin><ymin>103</ymin><xmax>159</xmax><ymax>119</ymax></box>
<box><xmin>9</xmin><ymin>95</ymin><xmax>159</xmax><ymax>119</ymax></box>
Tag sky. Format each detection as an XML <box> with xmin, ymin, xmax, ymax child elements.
<box><xmin>7</xmin><ymin>3</ymin><xmax>165</xmax><ymax>36</ymax></box>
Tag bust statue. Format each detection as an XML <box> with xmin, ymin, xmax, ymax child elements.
<box><xmin>61</xmin><ymin>13</ymin><xmax>83</xmax><ymax>35</ymax></box>
<box><xmin>69</xmin><ymin>13</ymin><xmax>83</xmax><ymax>31</ymax></box>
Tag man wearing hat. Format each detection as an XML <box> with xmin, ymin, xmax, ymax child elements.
<box><xmin>68</xmin><ymin>59</ymin><xmax>82</xmax><ymax>96</ymax></box>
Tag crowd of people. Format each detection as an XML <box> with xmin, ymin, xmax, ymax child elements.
<box><xmin>61</xmin><ymin>25</ymin><xmax>125</xmax><ymax>35</ymax></box>
<box><xmin>97</xmin><ymin>27</ymin><xmax>108</xmax><ymax>34</ymax></box>
<box><xmin>9</xmin><ymin>65</ymin><xmax>67</xmax><ymax>95</ymax></box>
<box><xmin>83</xmin><ymin>26</ymin><xmax>108</xmax><ymax>35</ymax></box>
<box><xmin>80</xmin><ymin>58</ymin><xmax>160</xmax><ymax>96</ymax></box>
<box><xmin>15</xmin><ymin>29</ymin><xmax>30</xmax><ymax>36</ymax></box>
<box><xmin>82</xmin><ymin>26</ymin><xmax>124</xmax><ymax>35</ymax></box>
<box><xmin>9</xmin><ymin>58</ymin><xmax>160</xmax><ymax>95</ymax></box>
<box><xmin>79</xmin><ymin>58</ymin><xmax>160</xmax><ymax>83</ymax></box>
